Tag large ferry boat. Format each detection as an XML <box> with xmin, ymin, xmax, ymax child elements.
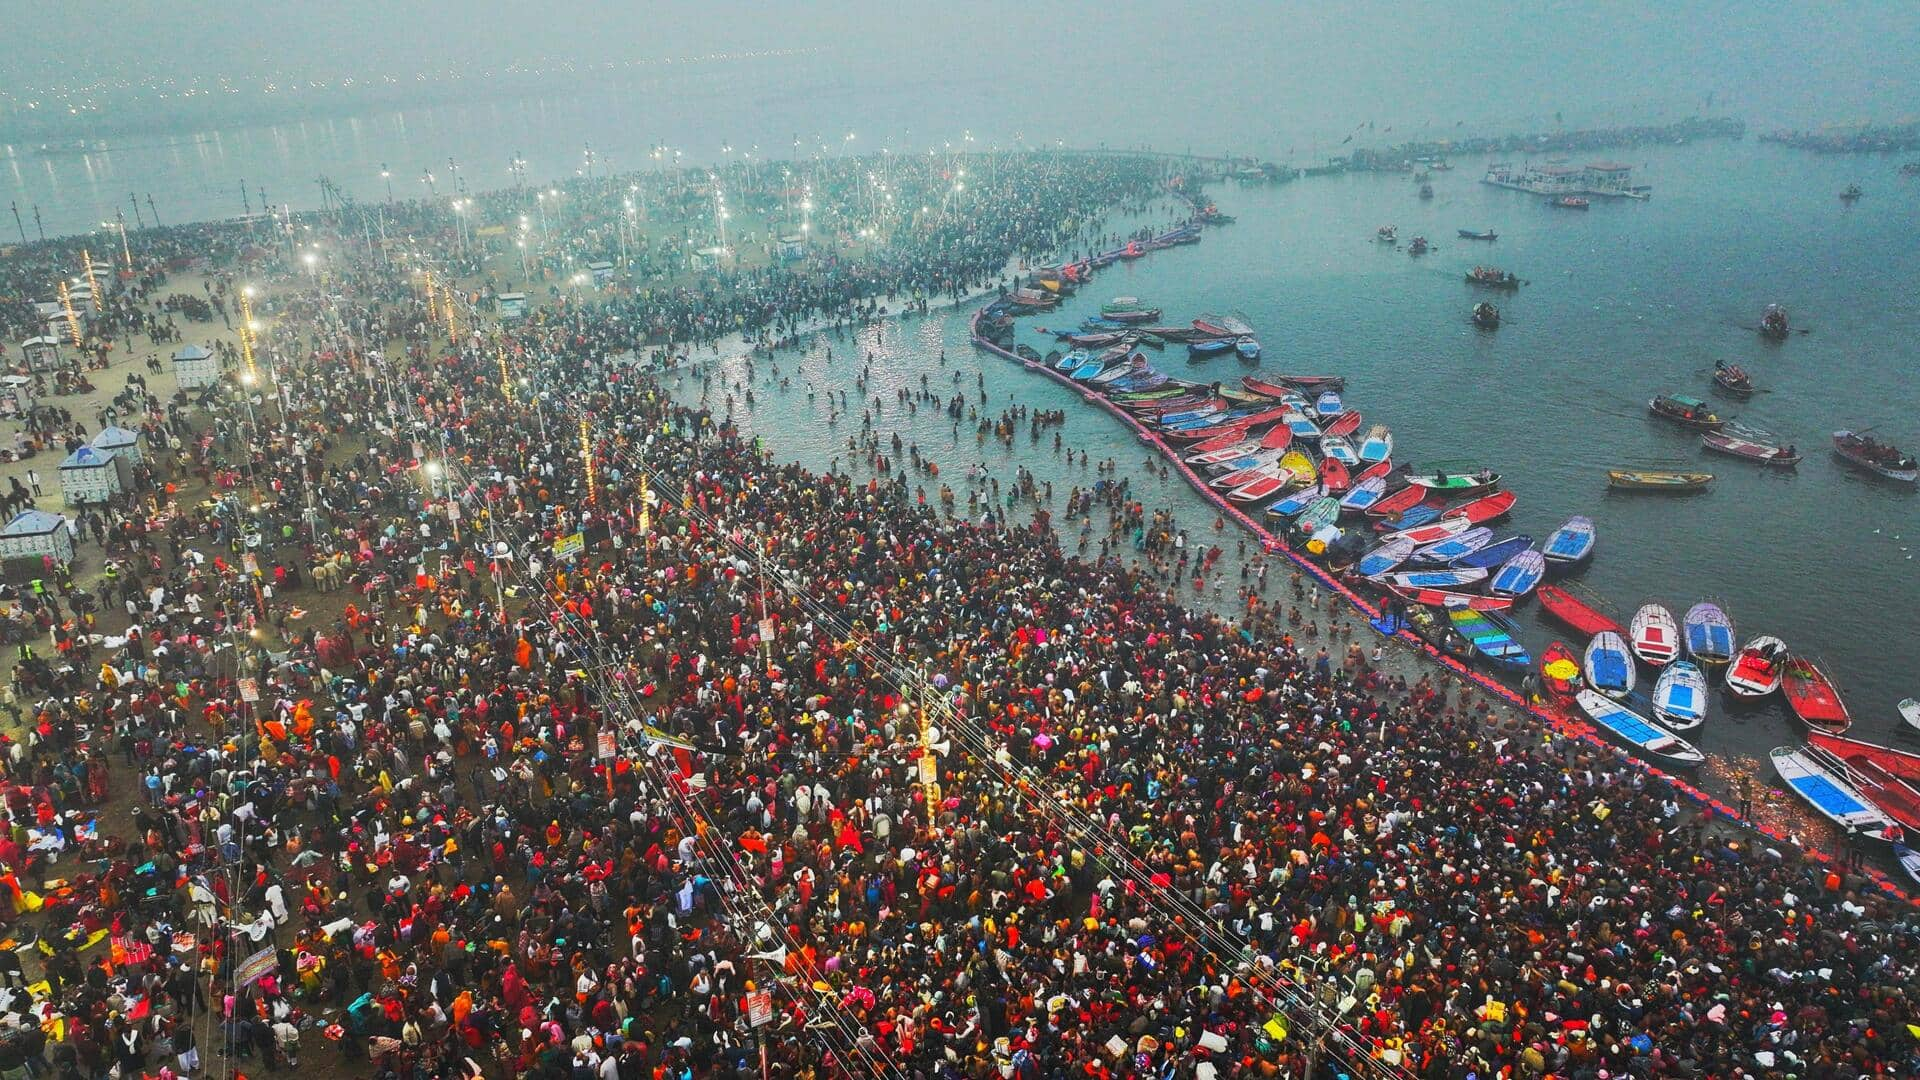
<box><xmin>1482</xmin><ymin>160</ymin><xmax>1651</xmax><ymax>199</ymax></box>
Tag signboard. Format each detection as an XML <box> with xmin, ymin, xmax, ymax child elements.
<box><xmin>918</xmin><ymin>756</ymin><xmax>939</xmax><ymax>785</ymax></box>
<box><xmin>758</xmin><ymin>617</ymin><xmax>775</xmax><ymax>642</ymax></box>
<box><xmin>498</xmin><ymin>293</ymin><xmax>527</xmax><ymax>320</ymax></box>
<box><xmin>235</xmin><ymin>945</ymin><xmax>278</xmax><ymax>987</ymax></box>
<box><xmin>597</xmin><ymin>730</ymin><xmax>617</xmax><ymax>760</ymax></box>
<box><xmin>236</xmin><ymin>678</ymin><xmax>260</xmax><ymax>703</ymax></box>
<box><xmin>746</xmin><ymin>990</ymin><xmax>774</xmax><ymax>1028</ymax></box>
<box><xmin>552</xmin><ymin>532</ymin><xmax>584</xmax><ymax>558</ymax></box>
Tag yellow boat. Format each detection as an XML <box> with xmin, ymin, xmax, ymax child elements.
<box><xmin>1279</xmin><ymin>450</ymin><xmax>1317</xmax><ymax>486</ymax></box>
<box><xmin>1607</xmin><ymin>470</ymin><xmax>1713</xmax><ymax>491</ymax></box>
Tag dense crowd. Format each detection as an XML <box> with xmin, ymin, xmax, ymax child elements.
<box><xmin>0</xmin><ymin>150</ymin><xmax>1914</xmax><ymax>1080</ymax></box>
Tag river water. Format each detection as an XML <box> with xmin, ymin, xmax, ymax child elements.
<box><xmin>663</xmin><ymin>138</ymin><xmax>1920</xmax><ymax>800</ymax></box>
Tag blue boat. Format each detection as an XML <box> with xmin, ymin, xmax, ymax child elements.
<box><xmin>1653</xmin><ymin>661</ymin><xmax>1709</xmax><ymax>730</ymax></box>
<box><xmin>1267</xmin><ymin>484</ymin><xmax>1326</xmax><ymax>518</ymax></box>
<box><xmin>1389</xmin><ymin>504</ymin><xmax>1443</xmax><ymax>530</ymax></box>
<box><xmin>1284</xmin><ymin>411</ymin><xmax>1323</xmax><ymax>441</ymax></box>
<box><xmin>1339</xmin><ymin>476</ymin><xmax>1388</xmax><ymax>514</ymax></box>
<box><xmin>1489</xmin><ymin>548</ymin><xmax>1547</xmax><ymax>598</ymax></box>
<box><xmin>1188</xmin><ymin>339</ymin><xmax>1236</xmax><ymax>359</ymax></box>
<box><xmin>1447</xmin><ymin>535</ymin><xmax>1535</xmax><ymax>571</ymax></box>
<box><xmin>1411</xmin><ymin>526</ymin><xmax>1494</xmax><ymax>564</ymax></box>
<box><xmin>1355</xmin><ymin>536</ymin><xmax>1416</xmax><ymax>577</ymax></box>
<box><xmin>1314</xmin><ymin>390</ymin><xmax>1344</xmax><ymax>417</ymax></box>
<box><xmin>1235</xmin><ymin>337</ymin><xmax>1261</xmax><ymax>361</ymax></box>
<box><xmin>1054</xmin><ymin>349</ymin><xmax>1094</xmax><ymax>372</ymax></box>
<box><xmin>1379</xmin><ymin>567</ymin><xmax>1489</xmax><ymax>590</ymax></box>
<box><xmin>1583</xmin><ymin>631</ymin><xmax>1636</xmax><ymax>699</ymax></box>
<box><xmin>1682</xmin><ymin>602</ymin><xmax>1736</xmax><ymax>665</ymax></box>
<box><xmin>1541</xmin><ymin>515</ymin><xmax>1597</xmax><ymax>567</ymax></box>
<box><xmin>1449</xmin><ymin>609</ymin><xmax>1534</xmax><ymax>672</ymax></box>
<box><xmin>1577</xmin><ymin>690</ymin><xmax>1705</xmax><ymax>766</ymax></box>
<box><xmin>1770</xmin><ymin>746</ymin><xmax>1905</xmax><ymax>842</ymax></box>
<box><xmin>1069</xmin><ymin>360</ymin><xmax>1107</xmax><ymax>380</ymax></box>
<box><xmin>1156</xmin><ymin>405</ymin><xmax>1227</xmax><ymax>426</ymax></box>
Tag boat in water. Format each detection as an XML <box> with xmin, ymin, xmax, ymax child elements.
<box><xmin>1539</xmin><ymin>584</ymin><xmax>1624</xmax><ymax>638</ymax></box>
<box><xmin>1375</xmin><ymin>224</ymin><xmax>1397</xmax><ymax>243</ymax></box>
<box><xmin>1725</xmin><ymin>635</ymin><xmax>1788</xmax><ymax>698</ymax></box>
<box><xmin>1711</xmin><ymin>360</ymin><xmax>1755</xmax><ymax>397</ymax></box>
<box><xmin>1448</xmin><ymin>608</ymin><xmax>1532</xmax><ymax>673</ymax></box>
<box><xmin>1539</xmin><ymin>641</ymin><xmax>1582</xmax><ymax>698</ymax></box>
<box><xmin>1489</xmin><ymin>548</ymin><xmax>1547</xmax><ymax>599</ymax></box>
<box><xmin>1187</xmin><ymin>338</ymin><xmax>1236</xmax><ymax>360</ymax></box>
<box><xmin>1357</xmin><ymin>425</ymin><xmax>1393</xmax><ymax>464</ymax></box>
<box><xmin>1782</xmin><ymin>657</ymin><xmax>1852</xmax><ymax>734</ymax></box>
<box><xmin>1442</xmin><ymin>489</ymin><xmax>1517</xmax><ymax>526</ymax></box>
<box><xmin>1840</xmin><ymin>183</ymin><xmax>1863</xmax><ymax>202</ymax></box>
<box><xmin>1629</xmin><ymin>603</ymin><xmax>1680</xmax><ymax>667</ymax></box>
<box><xmin>1806</xmin><ymin>732</ymin><xmax>1920</xmax><ymax>832</ymax></box>
<box><xmin>1682</xmin><ymin>602</ymin><xmax>1736</xmax><ymax>666</ymax></box>
<box><xmin>1465</xmin><ymin>266</ymin><xmax>1520</xmax><ymax>289</ymax></box>
<box><xmin>1552</xmin><ymin>196</ymin><xmax>1590</xmax><ymax>210</ymax></box>
<box><xmin>1648</xmin><ymin>394</ymin><xmax>1726</xmax><ymax>431</ymax></box>
<box><xmin>1701</xmin><ymin>430</ymin><xmax>1801</xmax><ymax>468</ymax></box>
<box><xmin>1653</xmin><ymin>661</ymin><xmax>1709</xmax><ymax>730</ymax></box>
<box><xmin>1234</xmin><ymin>338</ymin><xmax>1261</xmax><ymax>362</ymax></box>
<box><xmin>1408</xmin><ymin>468</ymin><xmax>1500</xmax><ymax>495</ymax></box>
<box><xmin>1759</xmin><ymin>303</ymin><xmax>1791</xmax><ymax>340</ymax></box>
<box><xmin>1375</xmin><ymin>567</ymin><xmax>1489</xmax><ymax>591</ymax></box>
<box><xmin>1577</xmin><ymin>690</ymin><xmax>1704</xmax><ymax>767</ymax></box>
<box><xmin>1831</xmin><ymin>430</ymin><xmax>1918</xmax><ymax>483</ymax></box>
<box><xmin>1457</xmin><ymin>228</ymin><xmax>1497</xmax><ymax>241</ymax></box>
<box><xmin>1583</xmin><ymin>631</ymin><xmax>1636</xmax><ymax>699</ymax></box>
<box><xmin>1607</xmin><ymin>470</ymin><xmax>1713</xmax><ymax>492</ymax></box>
<box><xmin>1356</xmin><ymin>536</ymin><xmax>1417</xmax><ymax>577</ymax></box>
<box><xmin>1407</xmin><ymin>236</ymin><xmax>1429</xmax><ymax>255</ymax></box>
<box><xmin>1541</xmin><ymin>515</ymin><xmax>1597</xmax><ymax>567</ymax></box>
<box><xmin>1388</xmin><ymin>584</ymin><xmax>1514</xmax><ymax>612</ymax></box>
<box><xmin>1770</xmin><ymin>746</ymin><xmax>1903</xmax><ymax>844</ymax></box>
<box><xmin>1471</xmin><ymin>301</ymin><xmax>1501</xmax><ymax>329</ymax></box>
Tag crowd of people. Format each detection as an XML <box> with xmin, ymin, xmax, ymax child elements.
<box><xmin>0</xmin><ymin>149</ymin><xmax>1914</xmax><ymax>1080</ymax></box>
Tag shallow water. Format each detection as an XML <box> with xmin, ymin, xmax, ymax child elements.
<box><xmin>667</xmin><ymin>139</ymin><xmax>1920</xmax><ymax>808</ymax></box>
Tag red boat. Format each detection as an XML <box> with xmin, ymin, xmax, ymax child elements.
<box><xmin>1258</xmin><ymin>425</ymin><xmax>1294</xmax><ymax>451</ymax></box>
<box><xmin>1367</xmin><ymin>484</ymin><xmax>1427</xmax><ymax>519</ymax></box>
<box><xmin>1321</xmin><ymin>411</ymin><xmax>1364</xmax><ymax>438</ymax></box>
<box><xmin>1188</xmin><ymin>430</ymin><xmax>1251</xmax><ymax>454</ymax></box>
<box><xmin>1806</xmin><ymin>733</ymin><xmax>1920</xmax><ymax>831</ymax></box>
<box><xmin>1539</xmin><ymin>641</ymin><xmax>1582</xmax><ymax>698</ymax></box>
<box><xmin>1443</xmin><ymin>489</ymin><xmax>1517</xmax><ymax>525</ymax></box>
<box><xmin>1537</xmin><ymin>584</ymin><xmax>1625</xmax><ymax>638</ymax></box>
<box><xmin>1389</xmin><ymin>585</ymin><xmax>1515</xmax><ymax>611</ymax></box>
<box><xmin>1782</xmin><ymin>658</ymin><xmax>1852</xmax><ymax>734</ymax></box>
<box><xmin>1193</xmin><ymin>318</ymin><xmax>1233</xmax><ymax>337</ymax></box>
<box><xmin>1319</xmin><ymin>456</ymin><xmax>1351</xmax><ymax>494</ymax></box>
<box><xmin>1355</xmin><ymin>459</ymin><xmax>1396</xmax><ymax>484</ymax></box>
<box><xmin>1243</xmin><ymin>374</ymin><xmax>1346</xmax><ymax>395</ymax></box>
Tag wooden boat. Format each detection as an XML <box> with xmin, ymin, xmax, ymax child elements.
<box><xmin>1407</xmin><ymin>236</ymin><xmax>1429</xmax><ymax>255</ymax></box>
<box><xmin>1188</xmin><ymin>338</ymin><xmax>1236</xmax><ymax>359</ymax></box>
<box><xmin>1284</xmin><ymin>410</ymin><xmax>1324</xmax><ymax>442</ymax></box>
<box><xmin>1102</xmin><ymin>296</ymin><xmax>1155</xmax><ymax>317</ymax></box>
<box><xmin>1442</xmin><ymin>489</ymin><xmax>1517</xmax><ymax>526</ymax></box>
<box><xmin>1388</xmin><ymin>584</ymin><xmax>1514</xmax><ymax>612</ymax></box>
<box><xmin>1367</xmin><ymin>483</ymin><xmax>1427</xmax><ymax>520</ymax></box>
<box><xmin>1385</xmin><ymin>504</ymin><xmax>1444</xmax><ymax>531</ymax></box>
<box><xmin>1538</xmin><ymin>584</ymin><xmax>1624</xmax><ymax>638</ymax></box>
<box><xmin>1192</xmin><ymin>317</ymin><xmax>1234</xmax><ymax>337</ymax></box>
<box><xmin>1471</xmin><ymin>302</ymin><xmax>1501</xmax><ymax>329</ymax></box>
<box><xmin>1648</xmin><ymin>394</ymin><xmax>1727</xmax><ymax>431</ymax></box>
<box><xmin>1653</xmin><ymin>661</ymin><xmax>1709</xmax><ymax>730</ymax></box>
<box><xmin>1266</xmin><ymin>482</ymin><xmax>1325</xmax><ymax>519</ymax></box>
<box><xmin>1448</xmin><ymin>535</ymin><xmax>1534</xmax><ymax>571</ymax></box>
<box><xmin>1832</xmin><ymin>430</ymin><xmax>1919</xmax><ymax>483</ymax></box>
<box><xmin>1155</xmin><ymin>402</ymin><xmax>1228</xmax><ymax>426</ymax></box>
<box><xmin>1770</xmin><ymin>746</ymin><xmax>1904</xmax><ymax>844</ymax></box>
<box><xmin>1488</xmin><ymin>548</ymin><xmax>1547</xmax><ymax>599</ymax></box>
<box><xmin>1356</xmin><ymin>537</ymin><xmax>1416</xmax><ymax>577</ymax></box>
<box><xmin>1375</xmin><ymin>567</ymin><xmax>1489</xmax><ymax>590</ymax></box>
<box><xmin>1408</xmin><ymin>469</ymin><xmax>1500</xmax><ymax>495</ymax></box>
<box><xmin>1321</xmin><ymin>410</ymin><xmax>1364</xmax><ymax>439</ymax></box>
<box><xmin>1294</xmin><ymin>496</ymin><xmax>1342</xmax><ymax>533</ymax></box>
<box><xmin>1607</xmin><ymin>470</ymin><xmax>1712</xmax><ymax>492</ymax></box>
<box><xmin>1711</xmin><ymin>361</ymin><xmax>1755</xmax><ymax>397</ymax></box>
<box><xmin>1339</xmin><ymin>476</ymin><xmax>1388</xmax><ymax>515</ymax></box>
<box><xmin>1701</xmin><ymin>431</ymin><xmax>1801</xmax><ymax>467</ymax></box>
<box><xmin>1313</xmin><ymin>390</ymin><xmax>1343</xmax><ymax>418</ymax></box>
<box><xmin>1404</xmin><ymin>604</ymin><xmax>1476</xmax><ymax>662</ymax></box>
<box><xmin>1725</xmin><ymin>635</ymin><xmax>1787</xmax><ymax>698</ymax></box>
<box><xmin>1277</xmin><ymin>451</ymin><xmax>1317</xmax><ymax>487</ymax></box>
<box><xmin>1782</xmin><ymin>657</ymin><xmax>1852</xmax><ymax>734</ymax></box>
<box><xmin>1583</xmin><ymin>631</ymin><xmax>1637</xmax><ymax>699</ymax></box>
<box><xmin>1228</xmin><ymin>470</ymin><xmax>1295</xmax><ymax>504</ymax></box>
<box><xmin>1464</xmin><ymin>266</ymin><xmax>1520</xmax><ymax>289</ymax></box>
<box><xmin>1411</xmin><ymin>526</ymin><xmax>1494</xmax><ymax>565</ymax></box>
<box><xmin>1457</xmin><ymin>229</ymin><xmax>1498</xmax><ymax>241</ymax></box>
<box><xmin>1358</xmin><ymin>425</ymin><xmax>1393</xmax><ymax>464</ymax></box>
<box><xmin>1759</xmin><ymin>303</ymin><xmax>1790</xmax><ymax>340</ymax></box>
<box><xmin>1539</xmin><ymin>641</ymin><xmax>1582</xmax><ymax>698</ymax></box>
<box><xmin>1682</xmin><ymin>602</ymin><xmax>1736</xmax><ymax>666</ymax></box>
<box><xmin>1320</xmin><ymin>436</ymin><xmax>1359</xmax><ymax>466</ymax></box>
<box><xmin>1053</xmin><ymin>349</ymin><xmax>1094</xmax><ymax>372</ymax></box>
<box><xmin>1187</xmin><ymin>438</ymin><xmax>1264</xmax><ymax>466</ymax></box>
<box><xmin>1235</xmin><ymin>338</ymin><xmax>1261</xmax><ymax>362</ymax></box>
<box><xmin>1628</xmin><ymin>604</ymin><xmax>1680</xmax><ymax>667</ymax></box>
<box><xmin>1383</xmin><ymin>515</ymin><xmax>1472</xmax><ymax>546</ymax></box>
<box><xmin>1552</xmin><ymin>196</ymin><xmax>1590</xmax><ymax>210</ymax></box>
<box><xmin>1211</xmin><ymin>458</ymin><xmax>1289</xmax><ymax>489</ymax></box>
<box><xmin>1541</xmin><ymin>515</ymin><xmax>1597</xmax><ymax>567</ymax></box>
<box><xmin>1449</xmin><ymin>609</ymin><xmax>1533</xmax><ymax>672</ymax></box>
<box><xmin>1576</xmin><ymin>690</ymin><xmax>1704</xmax><ymax>767</ymax></box>
<box><xmin>1316</xmin><ymin>455</ymin><xmax>1351</xmax><ymax>495</ymax></box>
<box><xmin>1257</xmin><ymin>425</ymin><xmax>1295</xmax><ymax>451</ymax></box>
<box><xmin>1805</xmin><ymin>732</ymin><xmax>1920</xmax><ymax>831</ymax></box>
<box><xmin>1089</xmin><ymin>358</ymin><xmax>1149</xmax><ymax>384</ymax></box>
<box><xmin>1111</xmin><ymin>385</ymin><xmax>1189</xmax><ymax>402</ymax></box>
<box><xmin>1243</xmin><ymin>374</ymin><xmax>1346</xmax><ymax>395</ymax></box>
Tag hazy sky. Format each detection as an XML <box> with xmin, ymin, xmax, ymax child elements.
<box><xmin>10</xmin><ymin>1</ymin><xmax>1919</xmax><ymax>134</ymax></box>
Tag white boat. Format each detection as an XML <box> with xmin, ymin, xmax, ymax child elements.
<box><xmin>1582</xmin><ymin>631</ymin><xmax>1636</xmax><ymax>699</ymax></box>
<box><xmin>1901</xmin><ymin>697</ymin><xmax>1920</xmax><ymax>736</ymax></box>
<box><xmin>1769</xmin><ymin>746</ymin><xmax>1905</xmax><ymax>844</ymax></box>
<box><xmin>1358</xmin><ymin>425</ymin><xmax>1393</xmax><ymax>464</ymax></box>
<box><xmin>1653</xmin><ymin>661</ymin><xmax>1709</xmax><ymax>730</ymax></box>
<box><xmin>1726</xmin><ymin>635</ymin><xmax>1788</xmax><ymax>697</ymax></box>
<box><xmin>1575</xmin><ymin>689</ymin><xmax>1704</xmax><ymax>766</ymax></box>
<box><xmin>1629</xmin><ymin>603</ymin><xmax>1679</xmax><ymax>667</ymax></box>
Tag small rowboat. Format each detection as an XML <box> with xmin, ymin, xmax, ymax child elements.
<box><xmin>1383</xmin><ymin>515</ymin><xmax>1472</xmax><ymax>546</ymax></box>
<box><xmin>1267</xmin><ymin>483</ymin><xmax>1326</xmax><ymax>519</ymax></box>
<box><xmin>1111</xmin><ymin>386</ymin><xmax>1190</xmax><ymax>403</ymax></box>
<box><xmin>1388</xmin><ymin>584</ymin><xmax>1515</xmax><ymax>612</ymax></box>
<box><xmin>1284</xmin><ymin>410</ymin><xmax>1324</xmax><ymax>442</ymax></box>
<box><xmin>1725</xmin><ymin>635</ymin><xmax>1787</xmax><ymax>697</ymax></box>
<box><xmin>1386</xmin><ymin>504</ymin><xmax>1443</xmax><ymax>531</ymax></box>
<box><xmin>1374</xmin><ymin>567</ymin><xmax>1489</xmax><ymax>590</ymax></box>
<box><xmin>1277</xmin><ymin>450</ymin><xmax>1317</xmax><ymax>486</ymax></box>
<box><xmin>1320</xmin><ymin>436</ymin><xmax>1359</xmax><ymax>466</ymax></box>
<box><xmin>1607</xmin><ymin>470</ymin><xmax>1713</xmax><ymax>492</ymax></box>
<box><xmin>1243</xmin><ymin>374</ymin><xmax>1345</xmax><ymax>395</ymax></box>
<box><xmin>1629</xmin><ymin>603</ymin><xmax>1680</xmax><ymax>667</ymax></box>
<box><xmin>1358</xmin><ymin>425</ymin><xmax>1393</xmax><ymax>464</ymax></box>
<box><xmin>1235</xmin><ymin>338</ymin><xmax>1261</xmax><ymax>362</ymax></box>
<box><xmin>1187</xmin><ymin>439</ymin><xmax>1266</xmax><ymax>466</ymax></box>
<box><xmin>1782</xmin><ymin>657</ymin><xmax>1852</xmax><ymax>734</ymax></box>
<box><xmin>1447</xmin><ymin>535</ymin><xmax>1534</xmax><ymax>571</ymax></box>
<box><xmin>1295</xmin><ymin>497</ymin><xmax>1342</xmax><ymax>533</ymax></box>
<box><xmin>1770</xmin><ymin>746</ymin><xmax>1904</xmax><ymax>844</ymax></box>
<box><xmin>1648</xmin><ymin>393</ymin><xmax>1727</xmax><ymax>431</ymax></box>
<box><xmin>1314</xmin><ymin>390</ymin><xmax>1344</xmax><ymax>418</ymax></box>
<box><xmin>1355</xmin><ymin>537</ymin><xmax>1417</xmax><ymax>577</ymax></box>
<box><xmin>1538</xmin><ymin>584</ymin><xmax>1624</xmax><ymax>637</ymax></box>
<box><xmin>1577</xmin><ymin>690</ymin><xmax>1704</xmax><ymax>767</ymax></box>
<box><xmin>1339</xmin><ymin>476</ymin><xmax>1388</xmax><ymax>515</ymax></box>
<box><xmin>1321</xmin><ymin>410</ymin><xmax>1364</xmax><ymax>439</ymax></box>
<box><xmin>1227</xmin><ymin>470</ymin><xmax>1296</xmax><ymax>504</ymax></box>
<box><xmin>1711</xmin><ymin>362</ymin><xmax>1755</xmax><ymax>396</ymax></box>
<box><xmin>1212</xmin><ymin>457</ymin><xmax>1289</xmax><ymax>489</ymax></box>
<box><xmin>1257</xmin><ymin>425</ymin><xmax>1295</xmax><ymax>451</ymax></box>
<box><xmin>1682</xmin><ymin>602</ymin><xmax>1736</xmax><ymax>665</ymax></box>
<box><xmin>1367</xmin><ymin>484</ymin><xmax>1427</xmax><ymax>519</ymax></box>
<box><xmin>1583</xmin><ymin>631</ymin><xmax>1637</xmax><ymax>699</ymax></box>
<box><xmin>1539</xmin><ymin>641</ymin><xmax>1582</xmax><ymax>698</ymax></box>
<box><xmin>1541</xmin><ymin>515</ymin><xmax>1597</xmax><ymax>567</ymax></box>
<box><xmin>1411</xmin><ymin>526</ymin><xmax>1494</xmax><ymax>564</ymax></box>
<box><xmin>1408</xmin><ymin>469</ymin><xmax>1500</xmax><ymax>494</ymax></box>
<box><xmin>1832</xmin><ymin>429</ymin><xmax>1919</xmax><ymax>483</ymax></box>
<box><xmin>1806</xmin><ymin>732</ymin><xmax>1920</xmax><ymax>830</ymax></box>
<box><xmin>1442</xmin><ymin>489</ymin><xmax>1517</xmax><ymax>526</ymax></box>
<box><xmin>1318</xmin><ymin>458</ymin><xmax>1352</xmax><ymax>497</ymax></box>
<box><xmin>1701</xmin><ymin>431</ymin><xmax>1801</xmax><ymax>467</ymax></box>
<box><xmin>1449</xmin><ymin>609</ymin><xmax>1533</xmax><ymax>672</ymax></box>
<box><xmin>1188</xmin><ymin>338</ymin><xmax>1236</xmax><ymax>359</ymax></box>
<box><xmin>1489</xmin><ymin>548</ymin><xmax>1547</xmax><ymax>598</ymax></box>
<box><xmin>1653</xmin><ymin>661</ymin><xmax>1709</xmax><ymax>730</ymax></box>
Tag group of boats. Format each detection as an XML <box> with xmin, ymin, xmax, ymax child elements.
<box><xmin>1626</xmin><ymin>385</ymin><xmax>1917</xmax><ymax>487</ymax></box>
<box><xmin>1034</xmin><ymin>302</ymin><xmax>1263</xmax><ymax>365</ymax></box>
